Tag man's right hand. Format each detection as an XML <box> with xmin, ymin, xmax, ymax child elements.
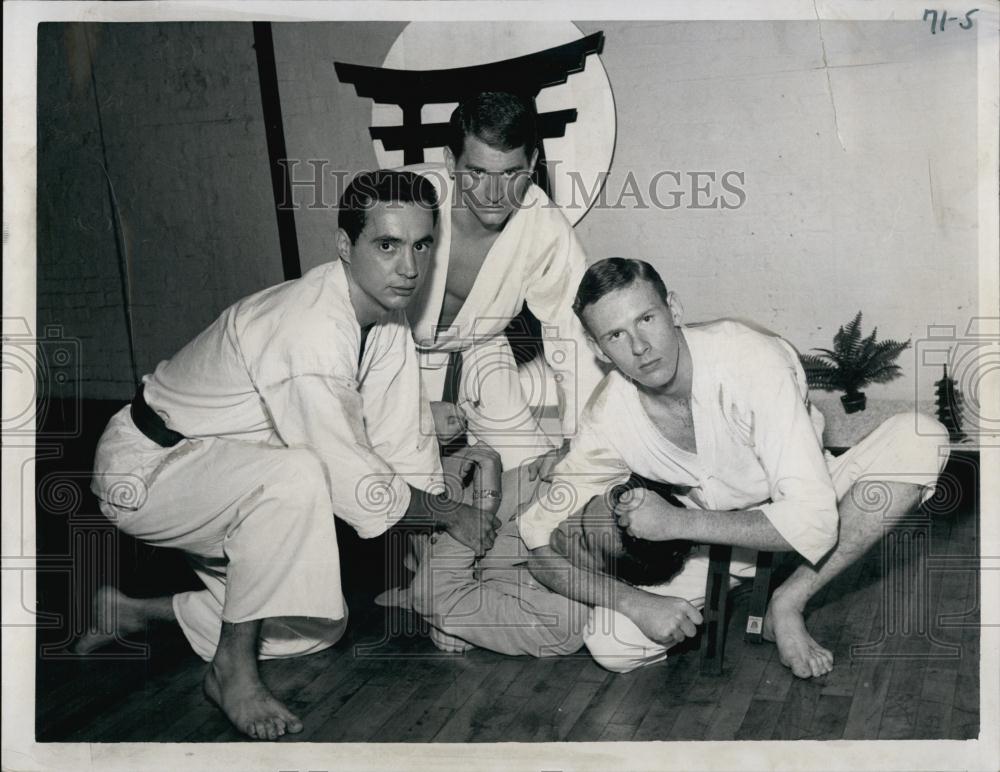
<box><xmin>438</xmin><ymin>444</ymin><xmax>503</xmax><ymax>556</ymax></box>
<box><xmin>442</xmin><ymin>445</ymin><xmax>503</xmax><ymax>514</ymax></box>
<box><xmin>439</xmin><ymin>504</ymin><xmax>501</xmax><ymax>557</ymax></box>
<box><xmin>621</xmin><ymin>590</ymin><xmax>703</xmax><ymax>648</ymax></box>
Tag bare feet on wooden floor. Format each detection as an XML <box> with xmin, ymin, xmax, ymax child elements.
<box><xmin>762</xmin><ymin>594</ymin><xmax>833</xmax><ymax>678</ymax></box>
<box><xmin>204</xmin><ymin>653</ymin><xmax>303</xmax><ymax>740</ymax></box>
<box><xmin>72</xmin><ymin>586</ymin><xmax>145</xmax><ymax>654</ymax></box>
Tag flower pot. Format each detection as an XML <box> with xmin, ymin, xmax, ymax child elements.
<box><xmin>841</xmin><ymin>392</ymin><xmax>867</xmax><ymax>413</ymax></box>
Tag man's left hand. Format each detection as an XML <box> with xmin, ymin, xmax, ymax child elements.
<box><xmin>614</xmin><ymin>490</ymin><xmax>681</xmax><ymax>541</ymax></box>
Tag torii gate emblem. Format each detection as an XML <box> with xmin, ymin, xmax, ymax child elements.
<box><xmin>334</xmin><ymin>31</ymin><xmax>606</xmax><ymax>202</ymax></box>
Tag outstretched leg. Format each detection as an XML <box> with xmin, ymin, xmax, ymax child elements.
<box><xmin>203</xmin><ymin>619</ymin><xmax>302</xmax><ymax>740</ymax></box>
<box><xmin>73</xmin><ymin>586</ymin><xmax>176</xmax><ymax>654</ymax></box>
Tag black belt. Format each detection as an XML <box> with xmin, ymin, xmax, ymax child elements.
<box><xmin>130</xmin><ymin>385</ymin><xmax>186</xmax><ymax>448</ymax></box>
<box><xmin>439</xmin><ymin>350</ymin><xmax>468</xmax><ymax>456</ymax></box>
<box><xmin>440</xmin><ymin>349</ymin><xmax>463</xmax><ymax>405</ymax></box>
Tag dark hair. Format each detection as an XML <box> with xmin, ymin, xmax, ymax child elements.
<box><xmin>572</xmin><ymin>257</ymin><xmax>670</xmax><ymax>323</ymax></box>
<box><xmin>337</xmin><ymin>170</ymin><xmax>439</xmax><ymax>244</ymax></box>
<box><xmin>446</xmin><ymin>91</ymin><xmax>538</xmax><ymax>160</ymax></box>
<box><xmin>605</xmin><ymin>476</ymin><xmax>691</xmax><ymax>588</ymax></box>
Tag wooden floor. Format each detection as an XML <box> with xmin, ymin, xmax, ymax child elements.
<box><xmin>36</xmin><ymin>480</ymin><xmax>980</xmax><ymax>744</ymax></box>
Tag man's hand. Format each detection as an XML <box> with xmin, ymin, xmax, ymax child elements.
<box><xmin>614</xmin><ymin>488</ymin><xmax>681</xmax><ymax>541</ymax></box>
<box><xmin>442</xmin><ymin>445</ymin><xmax>502</xmax><ymax>513</ymax></box>
<box><xmin>430</xmin><ymin>401</ymin><xmax>467</xmax><ymax>444</ymax></box>
<box><xmin>438</xmin><ymin>444</ymin><xmax>503</xmax><ymax>556</ymax></box>
<box><xmin>526</xmin><ymin>440</ymin><xmax>569</xmax><ymax>482</ymax></box>
<box><xmin>621</xmin><ymin>590</ymin><xmax>703</xmax><ymax>648</ymax></box>
<box><xmin>438</xmin><ymin>503</ymin><xmax>501</xmax><ymax>557</ymax></box>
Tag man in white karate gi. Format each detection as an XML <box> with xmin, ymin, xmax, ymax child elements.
<box><xmin>381</xmin><ymin>92</ymin><xmax>607</xmax><ymax>653</ymax></box>
<box><xmin>78</xmin><ymin>171</ymin><xmax>502</xmax><ymax>739</ymax></box>
<box><xmin>520</xmin><ymin>257</ymin><xmax>950</xmax><ymax>678</ymax></box>
<box><xmin>406</xmin><ymin>91</ymin><xmax>605</xmax><ymax>470</ymax></box>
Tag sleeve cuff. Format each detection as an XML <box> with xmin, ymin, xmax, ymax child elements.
<box><xmin>519</xmin><ymin>519</ymin><xmax>552</xmax><ymax>552</ymax></box>
<box><xmin>758</xmin><ymin>497</ymin><xmax>838</xmax><ymax>564</ymax></box>
<box><xmin>349</xmin><ymin>475</ymin><xmax>412</xmax><ymax>539</ymax></box>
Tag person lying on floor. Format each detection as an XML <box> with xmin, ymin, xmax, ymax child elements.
<box><xmin>76</xmin><ymin>170</ymin><xmax>502</xmax><ymax>740</ymax></box>
<box><xmin>378</xmin><ymin>465</ymin><xmax>694</xmax><ymax>658</ymax></box>
<box><xmin>520</xmin><ymin>257</ymin><xmax>950</xmax><ymax>677</ymax></box>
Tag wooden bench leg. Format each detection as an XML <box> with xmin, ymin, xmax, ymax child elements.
<box><xmin>700</xmin><ymin>544</ymin><xmax>732</xmax><ymax>675</ymax></box>
<box><xmin>744</xmin><ymin>550</ymin><xmax>774</xmax><ymax>644</ymax></box>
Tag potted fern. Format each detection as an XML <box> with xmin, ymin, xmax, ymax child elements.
<box><xmin>800</xmin><ymin>312</ymin><xmax>910</xmax><ymax>413</ymax></box>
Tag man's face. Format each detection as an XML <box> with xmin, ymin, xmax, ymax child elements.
<box><xmin>337</xmin><ymin>201</ymin><xmax>436</xmax><ymax>315</ymax></box>
<box><xmin>446</xmin><ymin>134</ymin><xmax>537</xmax><ymax>231</ymax></box>
<box><xmin>550</xmin><ymin>494</ymin><xmax>626</xmax><ymax>568</ymax></box>
<box><xmin>549</xmin><ymin>486</ymin><xmax>692</xmax><ymax>588</ymax></box>
<box><xmin>582</xmin><ymin>280</ymin><xmax>683</xmax><ymax>390</ymax></box>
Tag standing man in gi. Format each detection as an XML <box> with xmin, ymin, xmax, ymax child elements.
<box><xmin>407</xmin><ymin>91</ymin><xmax>605</xmax><ymax>470</ymax></box>
<box><xmin>521</xmin><ymin>257</ymin><xmax>950</xmax><ymax>678</ymax></box>
<box><xmin>381</xmin><ymin>92</ymin><xmax>606</xmax><ymax>652</ymax></box>
<box><xmin>78</xmin><ymin>171</ymin><xmax>501</xmax><ymax>739</ymax></box>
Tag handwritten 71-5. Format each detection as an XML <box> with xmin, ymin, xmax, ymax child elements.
<box><xmin>923</xmin><ymin>8</ymin><xmax>979</xmax><ymax>33</ymax></box>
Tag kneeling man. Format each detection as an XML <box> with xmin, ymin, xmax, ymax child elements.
<box><xmin>521</xmin><ymin>257</ymin><xmax>949</xmax><ymax>677</ymax></box>
<box><xmin>78</xmin><ymin>171</ymin><xmax>500</xmax><ymax>738</ymax></box>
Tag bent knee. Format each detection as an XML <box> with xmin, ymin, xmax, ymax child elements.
<box><xmin>890</xmin><ymin>412</ymin><xmax>950</xmax><ymax>475</ymax></box>
<box><xmin>583</xmin><ymin>607</ymin><xmax>666</xmax><ymax>674</ymax></box>
<box><xmin>584</xmin><ymin>633</ymin><xmax>653</xmax><ymax>673</ymax></box>
<box><xmin>880</xmin><ymin>411</ymin><xmax>947</xmax><ymax>442</ymax></box>
<box><xmin>912</xmin><ymin>411</ymin><xmax>947</xmax><ymax>439</ymax></box>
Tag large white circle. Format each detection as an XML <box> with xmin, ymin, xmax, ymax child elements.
<box><xmin>374</xmin><ymin>22</ymin><xmax>616</xmax><ymax>225</ymax></box>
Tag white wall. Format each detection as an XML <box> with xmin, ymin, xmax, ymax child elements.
<box><xmin>573</xmin><ymin>20</ymin><xmax>978</xmax><ymax>405</ymax></box>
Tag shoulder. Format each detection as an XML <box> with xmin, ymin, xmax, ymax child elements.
<box><xmin>520</xmin><ymin>183</ymin><xmax>573</xmax><ymax>230</ymax></box>
<box><xmin>688</xmin><ymin>319</ymin><xmax>805</xmax><ymax>401</ymax></box>
<box><xmin>235</xmin><ymin>263</ymin><xmax>360</xmax><ymax>375</ymax></box>
<box><xmin>688</xmin><ymin>318</ymin><xmax>796</xmax><ymax>364</ymax></box>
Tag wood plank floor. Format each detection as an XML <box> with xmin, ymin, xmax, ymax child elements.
<box><xmin>36</xmin><ymin>490</ymin><xmax>980</xmax><ymax>743</ymax></box>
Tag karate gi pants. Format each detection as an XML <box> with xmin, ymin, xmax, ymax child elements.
<box><xmin>422</xmin><ymin>336</ymin><xmax>559</xmax><ymax>469</ymax></box>
<box><xmin>381</xmin><ymin>466</ymin><xmax>589</xmax><ymax>657</ymax></box>
<box><xmin>93</xmin><ymin>406</ymin><xmax>348</xmax><ymax>661</ymax></box>
<box><xmin>584</xmin><ymin>412</ymin><xmax>950</xmax><ymax>673</ymax></box>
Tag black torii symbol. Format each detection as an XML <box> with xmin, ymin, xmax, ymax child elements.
<box><xmin>334</xmin><ymin>31</ymin><xmax>605</xmax><ymax>199</ymax></box>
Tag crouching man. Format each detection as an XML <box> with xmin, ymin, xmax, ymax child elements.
<box><xmin>521</xmin><ymin>257</ymin><xmax>949</xmax><ymax>677</ymax></box>
<box><xmin>77</xmin><ymin>171</ymin><xmax>501</xmax><ymax>739</ymax></box>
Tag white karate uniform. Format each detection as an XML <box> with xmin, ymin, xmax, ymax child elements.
<box><xmin>519</xmin><ymin>320</ymin><xmax>949</xmax><ymax>672</ymax></box>
<box><xmin>405</xmin><ymin>164</ymin><xmax>606</xmax><ymax>468</ymax></box>
<box><xmin>91</xmin><ymin>260</ymin><xmax>443</xmax><ymax>661</ymax></box>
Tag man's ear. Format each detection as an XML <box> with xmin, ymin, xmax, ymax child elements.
<box><xmin>336</xmin><ymin>228</ymin><xmax>353</xmax><ymax>264</ymax></box>
<box><xmin>444</xmin><ymin>146</ymin><xmax>456</xmax><ymax>176</ymax></box>
<box><xmin>527</xmin><ymin>146</ymin><xmax>539</xmax><ymax>175</ymax></box>
<box><xmin>666</xmin><ymin>291</ymin><xmax>684</xmax><ymax>326</ymax></box>
<box><xmin>585</xmin><ymin>333</ymin><xmax>612</xmax><ymax>364</ymax></box>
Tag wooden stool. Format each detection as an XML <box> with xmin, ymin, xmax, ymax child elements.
<box><xmin>700</xmin><ymin>547</ymin><xmax>774</xmax><ymax>674</ymax></box>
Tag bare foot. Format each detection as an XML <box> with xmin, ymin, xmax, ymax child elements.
<box><xmin>204</xmin><ymin>660</ymin><xmax>303</xmax><ymax>740</ymax></box>
<box><xmin>762</xmin><ymin>595</ymin><xmax>833</xmax><ymax>678</ymax></box>
<box><xmin>73</xmin><ymin>586</ymin><xmax>145</xmax><ymax>654</ymax></box>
